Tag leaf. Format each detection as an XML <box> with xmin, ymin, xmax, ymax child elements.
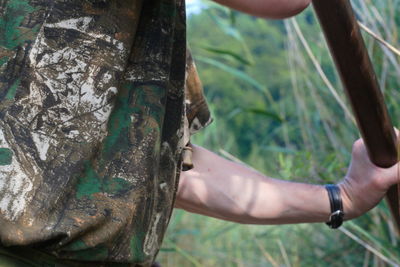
<box><xmin>229</xmin><ymin>10</ymin><xmax>237</xmax><ymax>26</ymax></box>
<box><xmin>195</xmin><ymin>56</ymin><xmax>268</xmax><ymax>94</ymax></box>
<box><xmin>201</xmin><ymin>224</ymin><xmax>239</xmax><ymax>241</ymax></box>
<box><xmin>174</xmin><ymin>229</ymin><xmax>201</xmax><ymax>236</ymax></box>
<box><xmin>159</xmin><ymin>248</ymin><xmax>176</xmax><ymax>253</ymax></box>
<box><xmin>244</xmin><ymin>108</ymin><xmax>284</xmax><ymax>122</ymax></box>
<box><xmin>206</xmin><ymin>10</ymin><xmax>243</xmax><ymax>41</ymax></box>
<box><xmin>345</xmin><ymin>221</ymin><xmax>399</xmax><ymax>262</ymax></box>
<box><xmin>261</xmin><ymin>146</ymin><xmax>296</xmax><ymax>154</ymax></box>
<box><xmin>164</xmin><ymin>238</ymin><xmax>203</xmax><ymax>267</ymax></box>
<box><xmin>200</xmin><ymin>46</ymin><xmax>252</xmax><ymax>65</ymax></box>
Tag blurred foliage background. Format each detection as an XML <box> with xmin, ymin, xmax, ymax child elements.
<box><xmin>157</xmin><ymin>0</ymin><xmax>400</xmax><ymax>266</ymax></box>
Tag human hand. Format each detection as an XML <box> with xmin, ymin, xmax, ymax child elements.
<box><xmin>339</xmin><ymin>138</ymin><xmax>399</xmax><ymax>219</ymax></box>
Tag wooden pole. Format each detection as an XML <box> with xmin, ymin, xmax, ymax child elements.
<box><xmin>312</xmin><ymin>0</ymin><xmax>400</xmax><ymax>231</ymax></box>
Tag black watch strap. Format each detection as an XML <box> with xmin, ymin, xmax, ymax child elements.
<box><xmin>325</xmin><ymin>184</ymin><xmax>345</xmax><ymax>229</ymax></box>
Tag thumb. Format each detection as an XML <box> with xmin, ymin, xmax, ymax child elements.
<box><xmin>377</xmin><ymin>163</ymin><xmax>400</xmax><ymax>191</ymax></box>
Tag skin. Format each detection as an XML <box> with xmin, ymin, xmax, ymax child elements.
<box><xmin>176</xmin><ymin>142</ymin><xmax>399</xmax><ymax>224</ymax></box>
<box><xmin>175</xmin><ymin>1</ymin><xmax>400</xmax><ymax>225</ymax></box>
<box><xmin>213</xmin><ymin>0</ymin><xmax>312</xmax><ymax>19</ymax></box>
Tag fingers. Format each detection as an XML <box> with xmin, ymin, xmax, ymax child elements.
<box><xmin>351</xmin><ymin>127</ymin><xmax>399</xmax><ymax>162</ymax></box>
<box><xmin>380</xmin><ymin>163</ymin><xmax>400</xmax><ymax>190</ymax></box>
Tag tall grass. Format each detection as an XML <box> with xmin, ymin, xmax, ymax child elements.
<box><xmin>157</xmin><ymin>0</ymin><xmax>400</xmax><ymax>266</ymax></box>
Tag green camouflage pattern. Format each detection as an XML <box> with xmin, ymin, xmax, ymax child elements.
<box><xmin>0</xmin><ymin>0</ymin><xmax>200</xmax><ymax>265</ymax></box>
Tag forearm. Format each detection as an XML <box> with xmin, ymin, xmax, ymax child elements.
<box><xmin>213</xmin><ymin>0</ymin><xmax>311</xmax><ymax>19</ymax></box>
<box><xmin>176</xmin><ymin>145</ymin><xmax>331</xmax><ymax>224</ymax></box>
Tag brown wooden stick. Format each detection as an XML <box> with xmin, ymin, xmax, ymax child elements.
<box><xmin>312</xmin><ymin>0</ymin><xmax>400</xmax><ymax>231</ymax></box>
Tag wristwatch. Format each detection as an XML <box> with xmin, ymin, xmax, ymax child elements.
<box><xmin>325</xmin><ymin>184</ymin><xmax>345</xmax><ymax>229</ymax></box>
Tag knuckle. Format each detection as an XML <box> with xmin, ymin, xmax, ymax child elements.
<box><xmin>352</xmin><ymin>139</ymin><xmax>364</xmax><ymax>154</ymax></box>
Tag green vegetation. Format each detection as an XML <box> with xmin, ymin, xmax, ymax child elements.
<box><xmin>158</xmin><ymin>0</ymin><xmax>400</xmax><ymax>266</ymax></box>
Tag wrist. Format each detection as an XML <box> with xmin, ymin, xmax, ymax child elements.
<box><xmin>337</xmin><ymin>182</ymin><xmax>358</xmax><ymax>220</ymax></box>
<box><xmin>325</xmin><ymin>184</ymin><xmax>345</xmax><ymax>228</ymax></box>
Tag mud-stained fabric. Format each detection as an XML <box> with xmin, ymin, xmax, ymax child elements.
<box><xmin>0</xmin><ymin>0</ymin><xmax>210</xmax><ymax>266</ymax></box>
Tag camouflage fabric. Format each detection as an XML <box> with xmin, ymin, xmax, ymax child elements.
<box><xmin>0</xmin><ymin>0</ymin><xmax>210</xmax><ymax>266</ymax></box>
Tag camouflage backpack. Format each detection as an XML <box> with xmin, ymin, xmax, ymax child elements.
<box><xmin>0</xmin><ymin>0</ymin><xmax>210</xmax><ymax>265</ymax></box>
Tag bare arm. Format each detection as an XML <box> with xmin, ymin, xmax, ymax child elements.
<box><xmin>175</xmin><ymin>141</ymin><xmax>399</xmax><ymax>224</ymax></box>
<box><xmin>213</xmin><ymin>0</ymin><xmax>312</xmax><ymax>19</ymax></box>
